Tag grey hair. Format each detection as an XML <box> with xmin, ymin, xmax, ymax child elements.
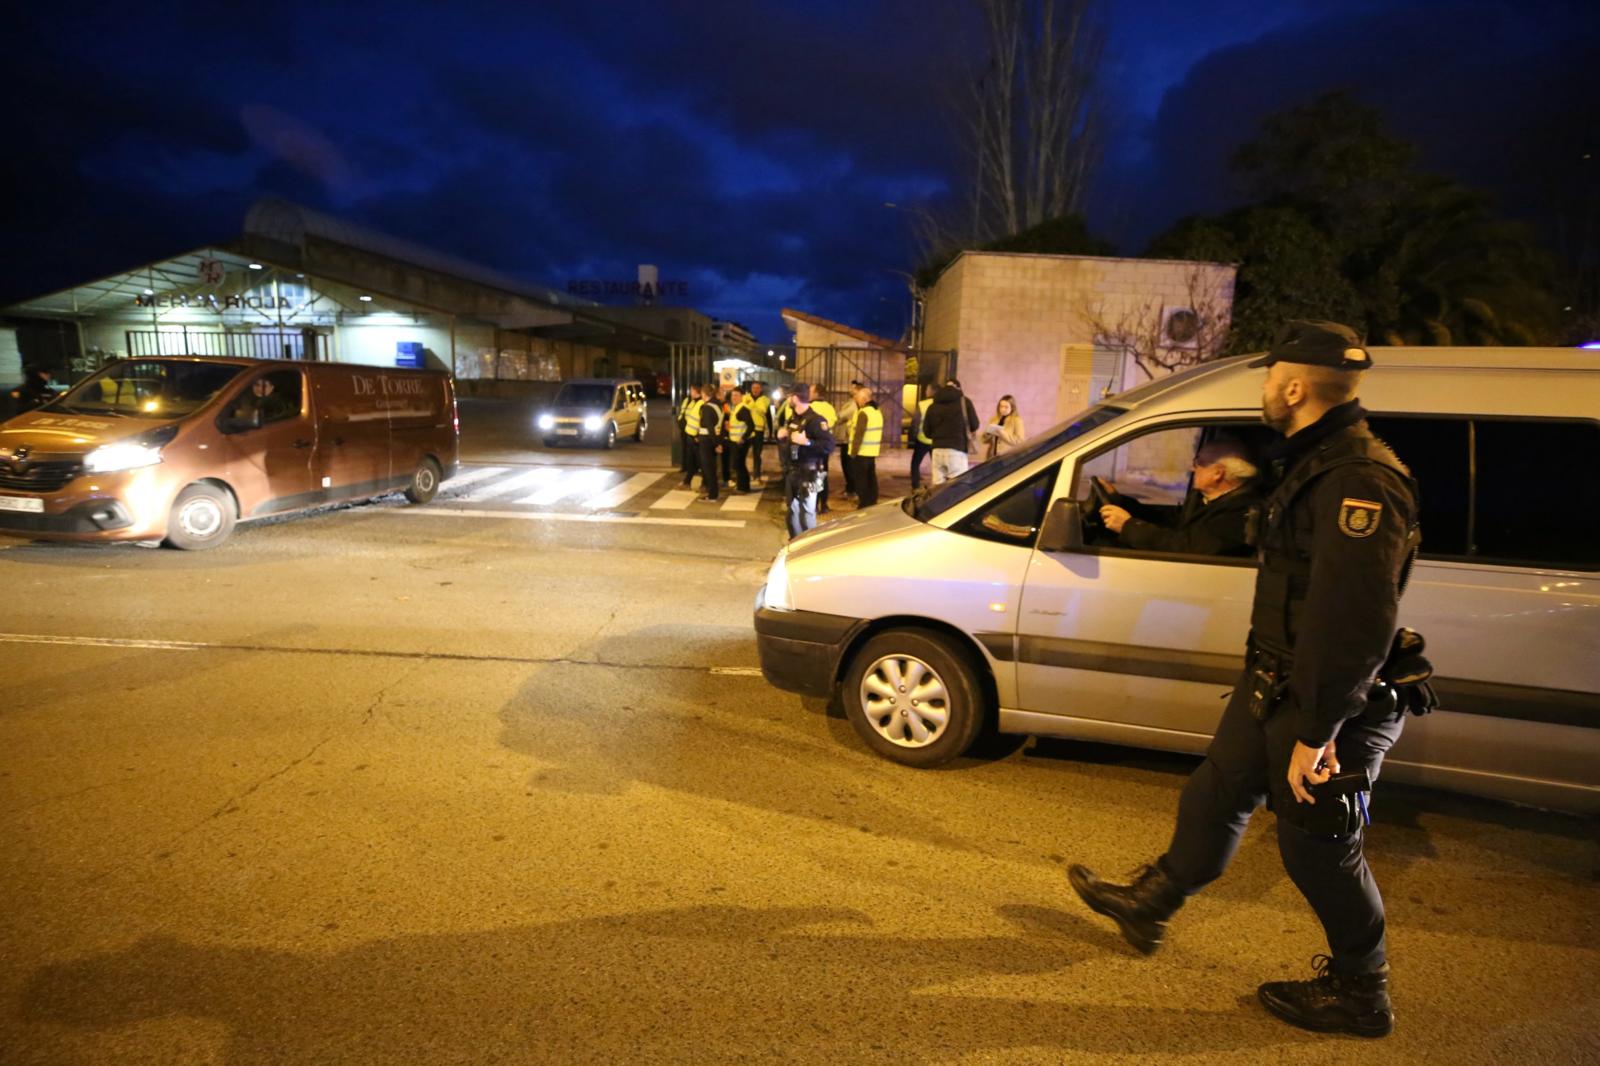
<box><xmin>1216</xmin><ymin>455</ymin><xmax>1258</xmax><ymax>481</ymax></box>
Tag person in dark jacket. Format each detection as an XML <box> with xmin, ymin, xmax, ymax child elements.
<box><xmin>8</xmin><ymin>366</ymin><xmax>54</xmax><ymax>414</ymax></box>
<box><xmin>1067</xmin><ymin>320</ymin><xmax>1421</xmax><ymax>1040</ymax></box>
<box><xmin>778</xmin><ymin>383</ymin><xmax>837</xmax><ymax>538</ymax></box>
<box><xmin>1099</xmin><ymin>440</ymin><xmax>1261</xmax><ymax>556</ymax></box>
<box><xmin>922</xmin><ymin>382</ymin><xmax>978</xmax><ymax>484</ymax></box>
<box><xmin>690</xmin><ymin>382</ymin><xmax>724</xmax><ymax>501</ymax></box>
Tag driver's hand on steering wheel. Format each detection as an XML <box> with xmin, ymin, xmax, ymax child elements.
<box><xmin>1099</xmin><ymin>505</ymin><xmax>1132</xmax><ymax>533</ymax></box>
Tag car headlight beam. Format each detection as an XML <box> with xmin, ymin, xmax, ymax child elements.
<box><xmin>83</xmin><ymin>442</ymin><xmax>165</xmax><ymax>473</ymax></box>
<box><xmin>536</xmin><ymin>414</ymin><xmax>554</xmax><ymax>430</ymax></box>
<box><xmin>583</xmin><ymin>415</ymin><xmax>605</xmax><ymax>432</ymax></box>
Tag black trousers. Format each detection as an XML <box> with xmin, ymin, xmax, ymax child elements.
<box><xmin>909</xmin><ymin>441</ymin><xmax>932</xmax><ymax>491</ymax></box>
<box><xmin>731</xmin><ymin>440</ymin><xmax>750</xmax><ymax>493</ymax></box>
<box><xmin>1158</xmin><ymin>670</ymin><xmax>1405</xmax><ymax>975</ymax></box>
<box><xmin>680</xmin><ymin>430</ymin><xmax>698</xmax><ymax>485</ymax></box>
<box><xmin>721</xmin><ymin>437</ymin><xmax>733</xmax><ymax>484</ymax></box>
<box><xmin>840</xmin><ymin>448</ymin><xmax>857</xmax><ymax>494</ymax></box>
<box><xmin>851</xmin><ymin>454</ymin><xmax>878</xmax><ymax>507</ymax></box>
<box><xmin>695</xmin><ymin>437</ymin><xmax>720</xmax><ymax>499</ymax></box>
<box><xmin>749</xmin><ymin>435</ymin><xmax>765</xmax><ymax>481</ymax></box>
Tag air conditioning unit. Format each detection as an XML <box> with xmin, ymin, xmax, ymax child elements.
<box><xmin>1161</xmin><ymin>306</ymin><xmax>1201</xmax><ymax>349</ymax></box>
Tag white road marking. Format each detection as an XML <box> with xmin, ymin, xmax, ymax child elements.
<box><xmin>517</xmin><ymin>468</ymin><xmax>616</xmax><ymax>505</ymax></box>
<box><xmin>649</xmin><ymin>490</ymin><xmax>698</xmax><ymax>510</ymax></box>
<box><xmin>0</xmin><ymin>632</ymin><xmax>206</xmax><ymax>651</ymax></box>
<box><xmin>440</xmin><ymin>465</ymin><xmax>509</xmax><ymax>491</ymax></box>
<box><xmin>392</xmin><ymin>507</ymin><xmax>745</xmax><ymax>529</ymax></box>
<box><xmin>464</xmin><ymin>467</ymin><xmax>563</xmax><ymax>501</ymax></box>
<box><xmin>719</xmin><ymin>493</ymin><xmax>762</xmax><ymax>512</ymax></box>
<box><xmin>584</xmin><ymin>472</ymin><xmax>668</xmax><ymax>511</ymax></box>
<box><xmin>709</xmin><ymin>666</ymin><xmax>764</xmax><ymax>676</ymax></box>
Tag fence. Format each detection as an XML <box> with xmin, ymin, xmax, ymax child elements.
<box><xmin>125</xmin><ymin>329</ymin><xmax>326</xmax><ymax>361</ymax></box>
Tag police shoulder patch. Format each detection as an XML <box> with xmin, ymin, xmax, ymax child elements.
<box><xmin>1338</xmin><ymin>497</ymin><xmax>1383</xmax><ymax>538</ymax></box>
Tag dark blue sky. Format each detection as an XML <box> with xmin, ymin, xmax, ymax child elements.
<box><xmin>4</xmin><ymin>0</ymin><xmax>1594</xmax><ymax>341</ymax></box>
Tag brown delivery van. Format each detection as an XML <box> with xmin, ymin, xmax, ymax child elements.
<box><xmin>0</xmin><ymin>356</ymin><xmax>458</xmax><ymax>549</ymax></box>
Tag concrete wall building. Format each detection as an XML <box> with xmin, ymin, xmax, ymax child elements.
<box><xmin>920</xmin><ymin>251</ymin><xmax>1235</xmax><ymax>429</ymax></box>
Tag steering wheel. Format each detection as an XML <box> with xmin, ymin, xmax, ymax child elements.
<box><xmin>1082</xmin><ymin>476</ymin><xmax>1112</xmax><ymax>539</ymax></box>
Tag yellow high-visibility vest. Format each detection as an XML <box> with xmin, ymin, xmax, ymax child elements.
<box><xmin>688</xmin><ymin>400</ymin><xmax>722</xmax><ymax>436</ymax></box>
<box><xmin>727</xmin><ymin>401</ymin><xmax>750</xmax><ymax>443</ymax></box>
<box><xmin>855</xmin><ymin>406</ymin><xmax>884</xmax><ymax>457</ymax></box>
<box><xmin>749</xmin><ymin>394</ymin><xmax>771</xmax><ymax>431</ymax></box>
<box><xmin>810</xmin><ymin>400</ymin><xmax>837</xmax><ymax>429</ymax></box>
<box><xmin>678</xmin><ymin>395</ymin><xmax>697</xmax><ymax>425</ymax></box>
<box><xmin>915</xmin><ymin>397</ymin><xmax>933</xmax><ymax>445</ymax></box>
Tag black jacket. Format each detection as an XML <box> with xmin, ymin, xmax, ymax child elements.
<box><xmin>1253</xmin><ymin>401</ymin><xmax>1419</xmax><ymax>747</ymax></box>
<box><xmin>922</xmin><ymin>385</ymin><xmax>977</xmax><ymax>450</ymax></box>
<box><xmin>1117</xmin><ymin>484</ymin><xmax>1261</xmax><ymax>556</ymax></box>
<box><xmin>787</xmin><ymin>407</ymin><xmax>836</xmax><ymax>466</ymax></box>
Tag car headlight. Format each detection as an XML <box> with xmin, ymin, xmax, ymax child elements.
<box><xmin>536</xmin><ymin>414</ymin><xmax>554</xmax><ymax>430</ymax></box>
<box><xmin>84</xmin><ymin>442</ymin><xmax>165</xmax><ymax>473</ymax></box>
<box><xmin>762</xmin><ymin>548</ymin><xmax>794</xmax><ymax>611</ymax></box>
<box><xmin>583</xmin><ymin>415</ymin><xmax>605</xmax><ymax>432</ymax></box>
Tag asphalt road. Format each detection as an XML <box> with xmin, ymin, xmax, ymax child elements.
<box><xmin>1</xmin><ymin>402</ymin><xmax>1596</xmax><ymax>1065</ymax></box>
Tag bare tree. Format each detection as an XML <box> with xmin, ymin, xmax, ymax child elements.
<box><xmin>1080</xmin><ymin>267</ymin><xmax>1235</xmax><ymax>385</ymax></box>
<box><xmin>965</xmin><ymin>0</ymin><xmax>1105</xmax><ymax>241</ymax></box>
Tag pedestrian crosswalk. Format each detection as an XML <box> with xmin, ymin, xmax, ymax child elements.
<box><xmin>433</xmin><ymin>464</ymin><xmax>780</xmax><ymax>517</ymax></box>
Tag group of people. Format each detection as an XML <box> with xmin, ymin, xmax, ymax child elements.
<box><xmin>908</xmin><ymin>378</ymin><xmax>1028</xmax><ymax>490</ymax></box>
<box><xmin>674</xmin><ymin>378</ymin><xmax>889</xmax><ymax>539</ymax></box>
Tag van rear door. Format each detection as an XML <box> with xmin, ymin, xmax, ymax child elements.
<box><xmin>313</xmin><ymin>368</ymin><xmax>394</xmax><ymax>498</ymax></box>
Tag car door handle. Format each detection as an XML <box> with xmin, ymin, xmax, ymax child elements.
<box><xmin>293</xmin><ymin>438</ymin><xmax>314</xmax><ymax>449</ymax></box>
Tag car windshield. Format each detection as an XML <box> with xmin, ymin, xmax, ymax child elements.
<box><xmin>910</xmin><ymin>403</ymin><xmax>1127</xmax><ymax>521</ymax></box>
<box><xmin>554</xmin><ymin>384</ymin><xmax>614</xmax><ymax>408</ymax></box>
<box><xmin>53</xmin><ymin>360</ymin><xmax>246</xmax><ymax>419</ymax></box>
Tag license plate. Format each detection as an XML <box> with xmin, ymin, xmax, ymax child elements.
<box><xmin>557</xmin><ymin>428</ymin><xmax>578</xmax><ymax>436</ymax></box>
<box><xmin>0</xmin><ymin>495</ymin><xmax>44</xmax><ymax>513</ymax></box>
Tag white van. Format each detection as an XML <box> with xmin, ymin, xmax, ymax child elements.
<box><xmin>753</xmin><ymin>349</ymin><xmax>1600</xmax><ymax>814</ymax></box>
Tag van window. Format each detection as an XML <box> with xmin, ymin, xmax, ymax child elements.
<box><xmin>1069</xmin><ymin>420</ymin><xmax>1272</xmax><ymax>558</ymax></box>
<box><xmin>58</xmin><ymin>360</ymin><xmax>243</xmax><ymax>418</ymax></box>
<box><xmin>1368</xmin><ymin>416</ymin><xmax>1598</xmax><ymax>569</ymax></box>
<box><xmin>1077</xmin><ymin>424</ymin><xmax>1204</xmax><ymax>507</ymax></box>
<box><xmin>1475</xmin><ymin>419</ymin><xmax>1599</xmax><ymax>568</ymax></box>
<box><xmin>913</xmin><ymin>404</ymin><xmax>1123</xmax><ymax>521</ymax></box>
<box><xmin>1366</xmin><ymin>417</ymin><xmax>1471</xmax><ymax>556</ymax></box>
<box><xmin>955</xmin><ymin>462</ymin><xmax>1061</xmax><ymax>546</ymax></box>
<box><xmin>555</xmin><ymin>383</ymin><xmax>613</xmax><ymax>408</ymax></box>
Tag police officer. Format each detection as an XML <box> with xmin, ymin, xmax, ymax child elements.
<box><xmin>777</xmin><ymin>383</ymin><xmax>836</xmax><ymax>538</ymax></box>
<box><xmin>1067</xmin><ymin>321</ymin><xmax>1420</xmax><ymax>1039</ymax></box>
<box><xmin>808</xmin><ymin>386</ymin><xmax>838</xmax><ymax>515</ymax></box>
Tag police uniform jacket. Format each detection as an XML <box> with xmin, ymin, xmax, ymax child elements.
<box><xmin>1253</xmin><ymin>400</ymin><xmax>1418</xmax><ymax>749</ymax></box>
<box><xmin>787</xmin><ymin>407</ymin><xmax>836</xmax><ymax>467</ymax></box>
<box><xmin>1116</xmin><ymin>483</ymin><xmax>1260</xmax><ymax>557</ymax></box>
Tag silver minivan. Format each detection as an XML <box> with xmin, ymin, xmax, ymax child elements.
<box><xmin>537</xmin><ymin>378</ymin><xmax>647</xmax><ymax>449</ymax></box>
<box><xmin>753</xmin><ymin>348</ymin><xmax>1600</xmax><ymax>814</ymax></box>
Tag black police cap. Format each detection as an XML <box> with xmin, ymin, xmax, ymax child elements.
<box><xmin>1248</xmin><ymin>320</ymin><xmax>1374</xmax><ymax>370</ymax></box>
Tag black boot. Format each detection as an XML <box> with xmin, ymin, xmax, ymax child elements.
<box><xmin>1066</xmin><ymin>862</ymin><xmax>1183</xmax><ymax>955</ymax></box>
<box><xmin>1257</xmin><ymin>955</ymin><xmax>1393</xmax><ymax>1038</ymax></box>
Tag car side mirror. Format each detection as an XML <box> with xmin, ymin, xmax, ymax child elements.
<box><xmin>220</xmin><ymin>408</ymin><xmax>261</xmax><ymax>434</ymax></box>
<box><xmin>1037</xmin><ymin>498</ymin><xmax>1085</xmax><ymax>553</ymax></box>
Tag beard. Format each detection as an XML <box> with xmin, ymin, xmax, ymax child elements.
<box><xmin>1261</xmin><ymin>385</ymin><xmax>1293</xmax><ymax>433</ymax></box>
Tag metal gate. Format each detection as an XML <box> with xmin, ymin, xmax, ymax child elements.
<box><xmin>126</xmin><ymin>329</ymin><xmax>326</xmax><ymax>360</ymax></box>
<box><xmin>666</xmin><ymin>342</ymin><xmax>957</xmax><ymax>460</ymax></box>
